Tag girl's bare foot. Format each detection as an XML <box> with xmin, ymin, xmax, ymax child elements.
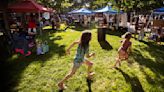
<box><xmin>87</xmin><ymin>72</ymin><xmax>95</xmax><ymax>79</ymax></box>
<box><xmin>111</xmin><ymin>65</ymin><xmax>118</xmax><ymax>69</ymax></box>
<box><xmin>118</xmin><ymin>62</ymin><xmax>121</xmax><ymax>67</ymax></box>
<box><xmin>58</xmin><ymin>83</ymin><xmax>67</xmax><ymax>90</ymax></box>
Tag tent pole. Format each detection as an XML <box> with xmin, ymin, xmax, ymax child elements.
<box><xmin>116</xmin><ymin>12</ymin><xmax>119</xmax><ymax>30</ymax></box>
<box><xmin>146</xmin><ymin>11</ymin><xmax>153</xmax><ymax>33</ymax></box>
<box><xmin>38</xmin><ymin>11</ymin><xmax>42</xmax><ymax>35</ymax></box>
<box><xmin>158</xmin><ymin>14</ymin><xmax>161</xmax><ymax>19</ymax></box>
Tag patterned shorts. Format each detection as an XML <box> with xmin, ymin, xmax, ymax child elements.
<box><xmin>73</xmin><ymin>58</ymin><xmax>88</xmax><ymax>68</ymax></box>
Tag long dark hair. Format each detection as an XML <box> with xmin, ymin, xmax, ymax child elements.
<box><xmin>79</xmin><ymin>31</ymin><xmax>92</xmax><ymax>51</ymax></box>
<box><xmin>122</xmin><ymin>32</ymin><xmax>132</xmax><ymax>40</ymax></box>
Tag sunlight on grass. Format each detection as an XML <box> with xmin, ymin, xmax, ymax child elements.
<box><xmin>43</xmin><ymin>26</ymin><xmax>52</xmax><ymax>30</ymax></box>
<box><xmin>42</xmin><ymin>23</ymin><xmax>67</xmax><ymax>31</ymax></box>
<box><xmin>60</xmin><ymin>23</ymin><xmax>67</xmax><ymax>30</ymax></box>
<box><xmin>9</xmin><ymin>54</ymin><xmax>19</xmax><ymax>61</ymax></box>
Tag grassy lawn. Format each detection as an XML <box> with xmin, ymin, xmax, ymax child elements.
<box><xmin>1</xmin><ymin>26</ymin><xmax>164</xmax><ymax>92</ymax></box>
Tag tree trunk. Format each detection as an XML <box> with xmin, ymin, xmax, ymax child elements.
<box><xmin>3</xmin><ymin>11</ymin><xmax>10</xmax><ymax>35</ymax></box>
<box><xmin>97</xmin><ymin>28</ymin><xmax>106</xmax><ymax>42</ymax></box>
<box><xmin>0</xmin><ymin>0</ymin><xmax>12</xmax><ymax>61</ymax></box>
<box><xmin>0</xmin><ymin>0</ymin><xmax>10</xmax><ymax>35</ymax></box>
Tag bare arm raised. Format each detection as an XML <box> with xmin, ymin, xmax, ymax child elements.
<box><xmin>66</xmin><ymin>40</ymin><xmax>79</xmax><ymax>55</ymax></box>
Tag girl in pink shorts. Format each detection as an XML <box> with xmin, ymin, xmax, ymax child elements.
<box><xmin>113</xmin><ymin>32</ymin><xmax>132</xmax><ymax>68</ymax></box>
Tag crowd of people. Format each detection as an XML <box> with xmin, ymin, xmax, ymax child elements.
<box><xmin>125</xmin><ymin>14</ymin><xmax>164</xmax><ymax>44</ymax></box>
<box><xmin>61</xmin><ymin>13</ymin><xmax>117</xmax><ymax>28</ymax></box>
<box><xmin>9</xmin><ymin>13</ymin><xmax>53</xmax><ymax>56</ymax></box>
<box><xmin>8</xmin><ymin>11</ymin><xmax>164</xmax><ymax>57</ymax></box>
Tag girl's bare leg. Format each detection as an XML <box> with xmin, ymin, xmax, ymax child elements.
<box><xmin>113</xmin><ymin>50</ymin><xmax>127</xmax><ymax>68</ymax></box>
<box><xmin>84</xmin><ymin>59</ymin><xmax>94</xmax><ymax>78</ymax></box>
<box><xmin>113</xmin><ymin>57</ymin><xmax>121</xmax><ymax>68</ymax></box>
<box><xmin>124</xmin><ymin>53</ymin><xmax>132</xmax><ymax>65</ymax></box>
<box><xmin>58</xmin><ymin>63</ymin><xmax>78</xmax><ymax>89</ymax></box>
<box><xmin>113</xmin><ymin>51</ymin><xmax>122</xmax><ymax>68</ymax></box>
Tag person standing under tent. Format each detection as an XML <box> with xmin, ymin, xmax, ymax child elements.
<box><xmin>28</xmin><ymin>17</ymin><xmax>37</xmax><ymax>35</ymax></box>
<box><xmin>138</xmin><ymin>25</ymin><xmax>145</xmax><ymax>41</ymax></box>
<box><xmin>156</xmin><ymin>27</ymin><xmax>164</xmax><ymax>44</ymax></box>
<box><xmin>84</xmin><ymin>15</ymin><xmax>88</xmax><ymax>27</ymax></box>
<box><xmin>51</xmin><ymin>15</ymin><xmax>55</xmax><ymax>30</ymax></box>
<box><xmin>97</xmin><ymin>14</ymin><xmax>108</xmax><ymax>42</ymax></box>
<box><xmin>27</xmin><ymin>15</ymin><xmax>37</xmax><ymax>47</ymax></box>
<box><xmin>39</xmin><ymin>18</ymin><xmax>44</xmax><ymax>30</ymax></box>
<box><xmin>109</xmin><ymin>15</ymin><xmax>114</xmax><ymax>28</ymax></box>
<box><xmin>104</xmin><ymin>13</ymin><xmax>109</xmax><ymax>27</ymax></box>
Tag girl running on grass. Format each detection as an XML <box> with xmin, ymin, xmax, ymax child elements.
<box><xmin>113</xmin><ymin>32</ymin><xmax>132</xmax><ymax>68</ymax></box>
<box><xmin>58</xmin><ymin>31</ymin><xmax>95</xmax><ymax>90</ymax></box>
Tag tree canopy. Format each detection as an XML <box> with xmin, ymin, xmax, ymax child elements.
<box><xmin>36</xmin><ymin>0</ymin><xmax>164</xmax><ymax>13</ymax></box>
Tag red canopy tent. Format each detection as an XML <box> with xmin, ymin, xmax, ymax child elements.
<box><xmin>8</xmin><ymin>0</ymin><xmax>52</xmax><ymax>13</ymax></box>
<box><xmin>8</xmin><ymin>0</ymin><xmax>54</xmax><ymax>35</ymax></box>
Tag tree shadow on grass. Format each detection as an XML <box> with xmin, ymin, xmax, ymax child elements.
<box><xmin>57</xmin><ymin>78</ymin><xmax>93</xmax><ymax>92</ymax></box>
<box><xmin>116</xmin><ymin>68</ymin><xmax>144</xmax><ymax>92</ymax></box>
<box><xmin>132</xmin><ymin>43</ymin><xmax>164</xmax><ymax>76</ymax></box>
<box><xmin>139</xmin><ymin>65</ymin><xmax>164</xmax><ymax>90</ymax></box>
<box><xmin>132</xmin><ymin>47</ymin><xmax>164</xmax><ymax>90</ymax></box>
<box><xmin>139</xmin><ymin>66</ymin><xmax>156</xmax><ymax>84</ymax></box>
<box><xmin>106</xmin><ymin>28</ymin><xmax>125</xmax><ymax>37</ymax></box>
<box><xmin>0</xmin><ymin>31</ymin><xmax>66</xmax><ymax>92</ymax></box>
<box><xmin>58</xmin><ymin>89</ymin><xmax>63</xmax><ymax>92</ymax></box>
<box><xmin>98</xmin><ymin>41</ymin><xmax>113</xmax><ymax>50</ymax></box>
<box><xmin>44</xmin><ymin>29</ymin><xmax>65</xmax><ymax>34</ymax></box>
<box><xmin>86</xmin><ymin>78</ymin><xmax>93</xmax><ymax>92</ymax></box>
<box><xmin>69</xmin><ymin>26</ymin><xmax>92</xmax><ymax>32</ymax></box>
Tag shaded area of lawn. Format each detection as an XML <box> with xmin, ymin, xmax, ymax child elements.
<box><xmin>133</xmin><ymin>42</ymin><xmax>164</xmax><ymax>76</ymax></box>
<box><xmin>0</xmin><ymin>31</ymin><xmax>66</xmax><ymax>92</ymax></box>
<box><xmin>132</xmin><ymin>41</ymin><xmax>164</xmax><ymax>91</ymax></box>
<box><xmin>116</xmin><ymin>68</ymin><xmax>144</xmax><ymax>92</ymax></box>
<box><xmin>106</xmin><ymin>28</ymin><xmax>126</xmax><ymax>37</ymax></box>
<box><xmin>69</xmin><ymin>25</ymin><xmax>93</xmax><ymax>32</ymax></box>
<box><xmin>98</xmin><ymin>41</ymin><xmax>113</xmax><ymax>50</ymax></box>
<box><xmin>86</xmin><ymin>78</ymin><xmax>93</xmax><ymax>92</ymax></box>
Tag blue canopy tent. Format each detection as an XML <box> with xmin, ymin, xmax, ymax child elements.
<box><xmin>68</xmin><ymin>9</ymin><xmax>78</xmax><ymax>14</ymax></box>
<box><xmin>68</xmin><ymin>8</ymin><xmax>93</xmax><ymax>14</ymax></box>
<box><xmin>154</xmin><ymin>7</ymin><xmax>164</xmax><ymax>14</ymax></box>
<box><xmin>94</xmin><ymin>6</ymin><xmax>123</xmax><ymax>14</ymax></box>
<box><xmin>94</xmin><ymin>6</ymin><xmax>125</xmax><ymax>29</ymax></box>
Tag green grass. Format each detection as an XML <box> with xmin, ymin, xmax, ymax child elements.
<box><xmin>1</xmin><ymin>27</ymin><xmax>164</xmax><ymax>92</ymax></box>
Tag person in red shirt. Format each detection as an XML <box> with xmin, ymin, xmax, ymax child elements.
<box><xmin>28</xmin><ymin>18</ymin><xmax>37</xmax><ymax>35</ymax></box>
<box><xmin>27</xmin><ymin>17</ymin><xmax>37</xmax><ymax>47</ymax></box>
